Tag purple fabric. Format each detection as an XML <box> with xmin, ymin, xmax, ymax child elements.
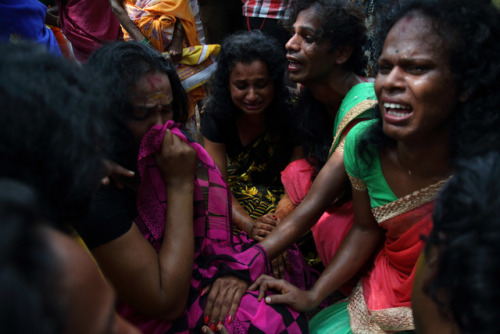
<box><xmin>117</xmin><ymin>121</ymin><xmax>310</xmax><ymax>333</ymax></box>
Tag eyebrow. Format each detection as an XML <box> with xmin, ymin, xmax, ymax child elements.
<box><xmin>294</xmin><ymin>25</ymin><xmax>316</xmax><ymax>34</ymax></box>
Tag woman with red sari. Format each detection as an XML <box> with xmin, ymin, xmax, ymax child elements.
<box><xmin>251</xmin><ymin>0</ymin><xmax>500</xmax><ymax>332</ymax></box>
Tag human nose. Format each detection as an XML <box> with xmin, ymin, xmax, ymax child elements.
<box><xmin>285</xmin><ymin>33</ymin><xmax>299</xmax><ymax>52</ymax></box>
<box><xmin>382</xmin><ymin>66</ymin><xmax>405</xmax><ymax>93</ymax></box>
<box><xmin>152</xmin><ymin>106</ymin><xmax>171</xmax><ymax>125</ymax></box>
<box><xmin>246</xmin><ymin>87</ymin><xmax>258</xmax><ymax>101</ymax></box>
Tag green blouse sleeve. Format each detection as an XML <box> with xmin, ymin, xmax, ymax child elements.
<box><xmin>344</xmin><ymin>120</ymin><xmax>376</xmax><ymax>191</ymax></box>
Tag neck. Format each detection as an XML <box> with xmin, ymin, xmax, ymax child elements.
<box><xmin>306</xmin><ymin>71</ymin><xmax>363</xmax><ymax>119</ymax></box>
<box><xmin>238</xmin><ymin>112</ymin><xmax>266</xmax><ymax>126</ymax></box>
<box><xmin>396</xmin><ymin>135</ymin><xmax>452</xmax><ymax>179</ymax></box>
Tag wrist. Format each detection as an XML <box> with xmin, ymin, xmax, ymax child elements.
<box><xmin>307</xmin><ymin>286</ymin><xmax>323</xmax><ymax>310</ymax></box>
<box><xmin>172</xmin><ymin>29</ymin><xmax>183</xmax><ymax>39</ymax></box>
<box><xmin>165</xmin><ymin>179</ymin><xmax>194</xmax><ymax>193</ymax></box>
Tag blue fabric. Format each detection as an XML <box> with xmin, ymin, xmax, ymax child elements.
<box><xmin>0</xmin><ymin>0</ymin><xmax>61</xmax><ymax>56</ymax></box>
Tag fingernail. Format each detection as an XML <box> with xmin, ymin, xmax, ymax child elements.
<box><xmin>200</xmin><ymin>288</ymin><xmax>206</xmax><ymax>297</ymax></box>
<box><xmin>227</xmin><ymin>314</ymin><xmax>233</xmax><ymax>325</ymax></box>
<box><xmin>271</xmin><ymin>215</ymin><xmax>277</xmax><ymax>219</ymax></box>
<box><xmin>210</xmin><ymin>324</ymin><xmax>216</xmax><ymax>331</ymax></box>
<box><xmin>217</xmin><ymin>323</ymin><xmax>223</xmax><ymax>331</ymax></box>
<box><xmin>265</xmin><ymin>296</ymin><xmax>271</xmax><ymax>303</ymax></box>
<box><xmin>204</xmin><ymin>315</ymin><xmax>210</xmax><ymax>324</ymax></box>
<box><xmin>202</xmin><ymin>326</ymin><xmax>207</xmax><ymax>333</ymax></box>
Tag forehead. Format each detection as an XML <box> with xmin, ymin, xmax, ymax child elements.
<box><xmin>293</xmin><ymin>6</ymin><xmax>323</xmax><ymax>31</ymax></box>
<box><xmin>132</xmin><ymin>72</ymin><xmax>172</xmax><ymax>98</ymax></box>
<box><xmin>383</xmin><ymin>13</ymin><xmax>446</xmax><ymax>58</ymax></box>
<box><xmin>230</xmin><ymin>60</ymin><xmax>270</xmax><ymax>78</ymax></box>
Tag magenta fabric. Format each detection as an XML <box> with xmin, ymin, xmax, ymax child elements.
<box><xmin>117</xmin><ymin>121</ymin><xmax>310</xmax><ymax>333</ymax></box>
<box><xmin>58</xmin><ymin>0</ymin><xmax>122</xmax><ymax>62</ymax></box>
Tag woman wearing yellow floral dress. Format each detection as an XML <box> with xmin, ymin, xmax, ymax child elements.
<box><xmin>202</xmin><ymin>31</ymin><xmax>301</xmax><ymax>249</ymax></box>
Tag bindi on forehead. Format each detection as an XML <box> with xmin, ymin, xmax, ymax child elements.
<box><xmin>398</xmin><ymin>14</ymin><xmax>417</xmax><ymax>33</ymax></box>
<box><xmin>146</xmin><ymin>74</ymin><xmax>165</xmax><ymax>90</ymax></box>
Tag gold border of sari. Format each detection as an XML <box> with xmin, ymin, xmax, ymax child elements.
<box><xmin>347</xmin><ymin>282</ymin><xmax>414</xmax><ymax>334</ymax></box>
<box><xmin>372</xmin><ymin>177</ymin><xmax>451</xmax><ymax>224</ymax></box>
<box><xmin>328</xmin><ymin>99</ymin><xmax>378</xmax><ymax>156</ymax></box>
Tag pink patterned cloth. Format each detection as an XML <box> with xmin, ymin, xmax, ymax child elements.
<box><xmin>117</xmin><ymin>121</ymin><xmax>310</xmax><ymax>333</ymax></box>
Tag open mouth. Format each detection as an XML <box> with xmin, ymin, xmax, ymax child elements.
<box><xmin>287</xmin><ymin>60</ymin><xmax>302</xmax><ymax>72</ymax></box>
<box><xmin>384</xmin><ymin>103</ymin><xmax>412</xmax><ymax>118</ymax></box>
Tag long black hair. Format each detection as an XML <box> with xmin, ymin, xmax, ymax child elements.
<box><xmin>203</xmin><ymin>30</ymin><xmax>296</xmax><ymax>181</ymax></box>
<box><xmin>86</xmin><ymin>41</ymin><xmax>189</xmax><ymax>170</ymax></box>
<box><xmin>358</xmin><ymin>0</ymin><xmax>500</xmax><ymax>165</ymax></box>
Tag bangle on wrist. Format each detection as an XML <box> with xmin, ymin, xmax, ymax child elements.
<box><xmin>141</xmin><ymin>37</ymin><xmax>151</xmax><ymax>46</ymax></box>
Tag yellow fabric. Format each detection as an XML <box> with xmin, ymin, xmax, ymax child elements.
<box><xmin>178</xmin><ymin>44</ymin><xmax>220</xmax><ymax>65</ymax></box>
<box><xmin>123</xmin><ymin>0</ymin><xmax>199</xmax><ymax>52</ymax></box>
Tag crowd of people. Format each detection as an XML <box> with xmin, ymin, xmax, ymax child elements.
<box><xmin>1</xmin><ymin>0</ymin><xmax>500</xmax><ymax>333</ymax></box>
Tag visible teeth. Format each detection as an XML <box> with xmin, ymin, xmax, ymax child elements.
<box><xmin>384</xmin><ymin>103</ymin><xmax>408</xmax><ymax>109</ymax></box>
<box><xmin>387</xmin><ymin>110</ymin><xmax>407</xmax><ymax>117</ymax></box>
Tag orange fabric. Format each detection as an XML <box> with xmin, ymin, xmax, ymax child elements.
<box><xmin>362</xmin><ymin>201</ymin><xmax>435</xmax><ymax>311</ymax></box>
<box><xmin>123</xmin><ymin>0</ymin><xmax>199</xmax><ymax>52</ymax></box>
<box><xmin>48</xmin><ymin>25</ymin><xmax>74</xmax><ymax>60</ymax></box>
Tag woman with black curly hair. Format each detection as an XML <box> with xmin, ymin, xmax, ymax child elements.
<box><xmin>413</xmin><ymin>152</ymin><xmax>500</xmax><ymax>334</ymax></box>
<box><xmin>252</xmin><ymin>0</ymin><xmax>500</xmax><ymax>332</ymax></box>
<box><xmin>202</xmin><ymin>30</ymin><xmax>301</xmax><ymax>245</ymax></box>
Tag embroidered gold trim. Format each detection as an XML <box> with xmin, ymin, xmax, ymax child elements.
<box><xmin>372</xmin><ymin>177</ymin><xmax>451</xmax><ymax>224</ymax></box>
<box><xmin>348</xmin><ymin>173</ymin><xmax>367</xmax><ymax>191</ymax></box>
<box><xmin>329</xmin><ymin>99</ymin><xmax>377</xmax><ymax>156</ymax></box>
<box><xmin>347</xmin><ymin>282</ymin><xmax>414</xmax><ymax>334</ymax></box>
<box><xmin>331</xmin><ymin>134</ymin><xmax>346</xmax><ymax>156</ymax></box>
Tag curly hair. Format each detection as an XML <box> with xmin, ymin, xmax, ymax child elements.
<box><xmin>0</xmin><ymin>42</ymin><xmax>108</xmax><ymax>227</ymax></box>
<box><xmin>428</xmin><ymin>152</ymin><xmax>500</xmax><ymax>334</ymax></box>
<box><xmin>284</xmin><ymin>0</ymin><xmax>367</xmax><ymax>76</ymax></box>
<box><xmin>202</xmin><ymin>30</ymin><xmax>297</xmax><ymax>180</ymax></box>
<box><xmin>283</xmin><ymin>0</ymin><xmax>368</xmax><ymax>169</ymax></box>
<box><xmin>358</xmin><ymin>0</ymin><xmax>500</xmax><ymax>165</ymax></box>
<box><xmin>203</xmin><ymin>30</ymin><xmax>293</xmax><ymax>132</ymax></box>
<box><xmin>86</xmin><ymin>41</ymin><xmax>189</xmax><ymax>169</ymax></box>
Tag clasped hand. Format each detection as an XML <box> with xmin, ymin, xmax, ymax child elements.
<box><xmin>155</xmin><ymin>129</ymin><xmax>196</xmax><ymax>188</ymax></box>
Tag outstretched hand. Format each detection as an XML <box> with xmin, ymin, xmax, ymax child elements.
<box><xmin>203</xmin><ymin>276</ymin><xmax>248</xmax><ymax>327</ymax></box>
<box><xmin>248</xmin><ymin>274</ymin><xmax>317</xmax><ymax>312</ymax></box>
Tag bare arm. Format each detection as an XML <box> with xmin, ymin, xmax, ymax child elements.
<box><xmin>203</xmin><ymin>137</ymin><xmax>255</xmax><ymax>235</ymax></box>
<box><xmin>259</xmin><ymin>152</ymin><xmax>348</xmax><ymax>258</ymax></box>
<box><xmin>303</xmin><ymin>187</ymin><xmax>384</xmax><ymax>308</ymax></box>
<box><xmin>91</xmin><ymin>130</ymin><xmax>196</xmax><ymax>320</ymax></box>
<box><xmin>108</xmin><ymin>0</ymin><xmax>145</xmax><ymax>42</ymax></box>
<box><xmin>251</xmin><ymin>187</ymin><xmax>384</xmax><ymax>311</ymax></box>
<box><xmin>166</xmin><ymin>20</ymin><xmax>184</xmax><ymax>62</ymax></box>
